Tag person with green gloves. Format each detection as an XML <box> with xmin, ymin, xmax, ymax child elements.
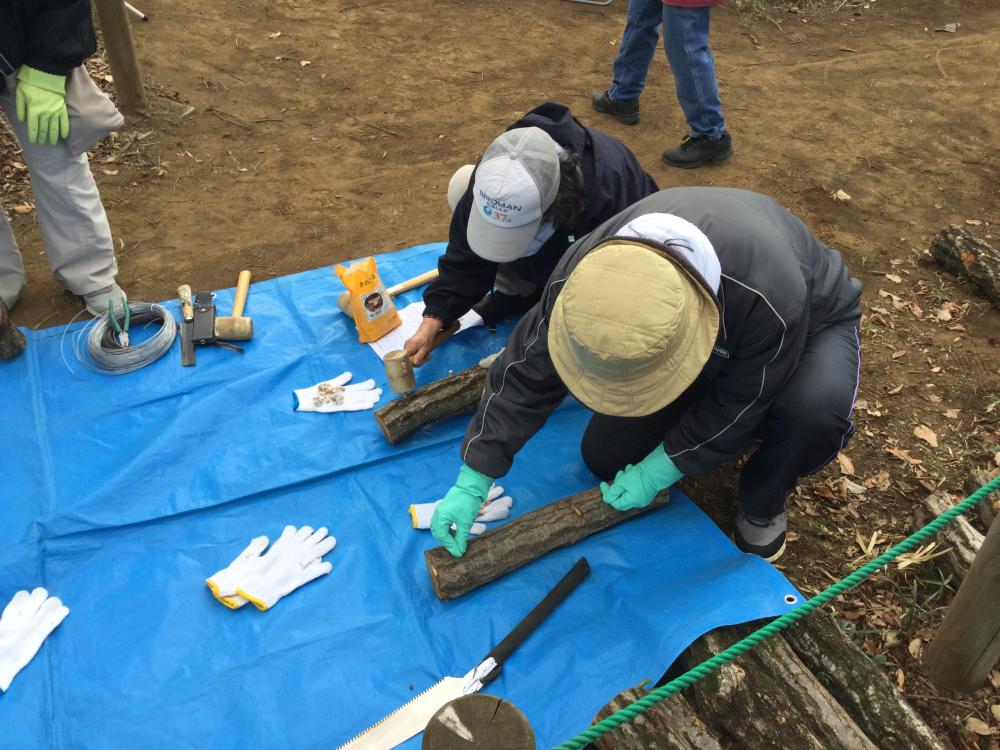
<box><xmin>432</xmin><ymin>188</ymin><xmax>863</xmax><ymax>563</ymax></box>
<box><xmin>1</xmin><ymin>0</ymin><xmax>127</xmax><ymax>316</ymax></box>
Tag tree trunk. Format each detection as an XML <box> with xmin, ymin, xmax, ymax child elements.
<box><xmin>424</xmin><ymin>487</ymin><xmax>671</xmax><ymax>600</ymax></box>
<box><xmin>375</xmin><ymin>364</ymin><xmax>487</xmax><ymax>444</ymax></box>
<box><xmin>684</xmin><ymin>627</ymin><xmax>878</xmax><ymax>750</ymax></box>
<box><xmin>0</xmin><ymin>299</ymin><xmax>26</xmax><ymax>361</ymax></box>
<box><xmin>929</xmin><ymin>225</ymin><xmax>1000</xmax><ymax>307</ymax></box>
<box><xmin>590</xmin><ymin>688</ymin><xmax>722</xmax><ymax>750</ymax></box>
<box><xmin>92</xmin><ymin>0</ymin><xmax>148</xmax><ymax>112</ymax></box>
<box><xmin>914</xmin><ymin>491</ymin><xmax>983</xmax><ymax>584</ymax></box>
<box><xmin>783</xmin><ymin>612</ymin><xmax>944</xmax><ymax>750</ymax></box>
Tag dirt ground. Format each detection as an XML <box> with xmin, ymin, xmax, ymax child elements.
<box><xmin>3</xmin><ymin>0</ymin><xmax>1000</xmax><ymax>744</ymax></box>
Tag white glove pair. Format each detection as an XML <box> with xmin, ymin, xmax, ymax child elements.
<box><xmin>294</xmin><ymin>372</ymin><xmax>382</xmax><ymax>413</ymax></box>
<box><xmin>410</xmin><ymin>485</ymin><xmax>513</xmax><ymax>537</ymax></box>
<box><xmin>206</xmin><ymin>526</ymin><xmax>336</xmax><ymax>611</ymax></box>
<box><xmin>0</xmin><ymin>588</ymin><xmax>70</xmax><ymax>692</ymax></box>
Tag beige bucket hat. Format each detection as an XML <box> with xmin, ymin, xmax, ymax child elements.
<box><xmin>548</xmin><ymin>239</ymin><xmax>720</xmax><ymax>417</ymax></box>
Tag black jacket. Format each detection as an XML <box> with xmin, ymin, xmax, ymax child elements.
<box><xmin>461</xmin><ymin>187</ymin><xmax>863</xmax><ymax>479</ymax></box>
<box><xmin>422</xmin><ymin>102</ymin><xmax>658</xmax><ymax>326</ymax></box>
<box><xmin>0</xmin><ymin>0</ymin><xmax>96</xmax><ymax>79</ymax></box>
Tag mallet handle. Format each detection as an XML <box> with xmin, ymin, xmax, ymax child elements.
<box><xmin>178</xmin><ymin>284</ymin><xmax>194</xmax><ymax>323</ymax></box>
<box><xmin>231</xmin><ymin>270</ymin><xmax>252</xmax><ymax>318</ymax></box>
<box><xmin>386</xmin><ymin>268</ymin><xmax>439</xmax><ymax>298</ymax></box>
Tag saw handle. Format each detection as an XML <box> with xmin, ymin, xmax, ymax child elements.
<box><xmin>231</xmin><ymin>270</ymin><xmax>252</xmax><ymax>318</ymax></box>
<box><xmin>479</xmin><ymin>557</ymin><xmax>590</xmax><ymax>687</ymax></box>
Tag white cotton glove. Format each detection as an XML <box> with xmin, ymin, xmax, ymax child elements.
<box><xmin>410</xmin><ymin>485</ymin><xmax>512</xmax><ymax>536</ymax></box>
<box><xmin>206</xmin><ymin>535</ymin><xmax>270</xmax><ymax>609</ymax></box>
<box><xmin>294</xmin><ymin>372</ymin><xmax>382</xmax><ymax>413</ymax></box>
<box><xmin>0</xmin><ymin>588</ymin><xmax>70</xmax><ymax>692</ymax></box>
<box><xmin>235</xmin><ymin>526</ymin><xmax>336</xmax><ymax>611</ymax></box>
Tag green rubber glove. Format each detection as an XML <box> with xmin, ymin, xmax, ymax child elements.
<box><xmin>430</xmin><ymin>464</ymin><xmax>494</xmax><ymax>558</ymax></box>
<box><xmin>600</xmin><ymin>445</ymin><xmax>683</xmax><ymax>512</ymax></box>
<box><xmin>15</xmin><ymin>66</ymin><xmax>70</xmax><ymax>146</ymax></box>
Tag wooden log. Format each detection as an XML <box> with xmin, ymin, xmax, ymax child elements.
<box><xmin>965</xmin><ymin>471</ymin><xmax>999</xmax><ymax>529</ymax></box>
<box><xmin>425</xmin><ymin>487</ymin><xmax>671</xmax><ymax>600</ymax></box>
<box><xmin>423</xmin><ymin>695</ymin><xmax>535</xmax><ymax>750</ymax></box>
<box><xmin>929</xmin><ymin>225</ymin><xmax>1000</xmax><ymax>307</ymax></box>
<box><xmin>923</xmin><ymin>512</ymin><xmax>1000</xmax><ymax>692</ymax></box>
<box><xmin>913</xmin><ymin>491</ymin><xmax>983</xmax><ymax>584</ymax></box>
<box><xmin>375</xmin><ymin>362</ymin><xmax>487</xmax><ymax>444</ymax></box>
<box><xmin>783</xmin><ymin>611</ymin><xmax>944</xmax><ymax>750</ymax></box>
<box><xmin>92</xmin><ymin>0</ymin><xmax>148</xmax><ymax>112</ymax></box>
<box><xmin>685</xmin><ymin>627</ymin><xmax>879</xmax><ymax>750</ymax></box>
<box><xmin>0</xmin><ymin>298</ymin><xmax>26</xmax><ymax>361</ymax></box>
<box><xmin>590</xmin><ymin>688</ymin><xmax>722</xmax><ymax>750</ymax></box>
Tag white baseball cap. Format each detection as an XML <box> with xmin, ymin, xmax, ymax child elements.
<box><xmin>466</xmin><ymin>127</ymin><xmax>561</xmax><ymax>262</ymax></box>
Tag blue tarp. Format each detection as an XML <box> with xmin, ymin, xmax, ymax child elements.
<box><xmin>1</xmin><ymin>243</ymin><xmax>799</xmax><ymax>749</ymax></box>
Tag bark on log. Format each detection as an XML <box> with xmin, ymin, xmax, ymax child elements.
<box><xmin>425</xmin><ymin>487</ymin><xmax>671</xmax><ymax>600</ymax></box>
<box><xmin>685</xmin><ymin>627</ymin><xmax>878</xmax><ymax>750</ymax></box>
<box><xmin>0</xmin><ymin>298</ymin><xmax>26</xmax><ymax>361</ymax></box>
<box><xmin>965</xmin><ymin>471</ymin><xmax>999</xmax><ymax>530</ymax></box>
<box><xmin>590</xmin><ymin>688</ymin><xmax>722</xmax><ymax>750</ymax></box>
<box><xmin>930</xmin><ymin>225</ymin><xmax>1000</xmax><ymax>307</ymax></box>
<box><xmin>375</xmin><ymin>363</ymin><xmax>487</xmax><ymax>444</ymax></box>
<box><xmin>914</xmin><ymin>491</ymin><xmax>983</xmax><ymax>584</ymax></box>
<box><xmin>783</xmin><ymin>611</ymin><xmax>944</xmax><ymax>750</ymax></box>
<box><xmin>923</xmin><ymin>512</ymin><xmax>1000</xmax><ymax>692</ymax></box>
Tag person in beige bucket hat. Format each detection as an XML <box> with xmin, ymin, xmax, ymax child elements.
<box><xmin>430</xmin><ymin>187</ymin><xmax>863</xmax><ymax>563</ymax></box>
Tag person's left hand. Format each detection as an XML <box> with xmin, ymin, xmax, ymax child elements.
<box><xmin>15</xmin><ymin>66</ymin><xmax>69</xmax><ymax>146</ymax></box>
<box><xmin>600</xmin><ymin>445</ymin><xmax>683</xmax><ymax>511</ymax></box>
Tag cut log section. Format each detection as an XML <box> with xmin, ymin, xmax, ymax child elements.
<box><xmin>375</xmin><ymin>363</ymin><xmax>487</xmax><ymax>444</ymax></box>
<box><xmin>965</xmin><ymin>471</ymin><xmax>999</xmax><ymax>529</ymax></box>
<box><xmin>425</xmin><ymin>486</ymin><xmax>671</xmax><ymax>600</ymax></box>
<box><xmin>930</xmin><ymin>225</ymin><xmax>1000</xmax><ymax>307</ymax></box>
<box><xmin>783</xmin><ymin>612</ymin><xmax>945</xmax><ymax>750</ymax></box>
<box><xmin>685</xmin><ymin>626</ymin><xmax>879</xmax><ymax>750</ymax></box>
<box><xmin>914</xmin><ymin>491</ymin><xmax>983</xmax><ymax>584</ymax></box>
<box><xmin>0</xmin><ymin>298</ymin><xmax>26</xmax><ymax>361</ymax></box>
<box><xmin>590</xmin><ymin>688</ymin><xmax>721</xmax><ymax>750</ymax></box>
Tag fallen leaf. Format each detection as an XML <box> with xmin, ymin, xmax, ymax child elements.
<box><xmin>888</xmin><ymin>447</ymin><xmax>923</xmax><ymax>465</ymax></box>
<box><xmin>908</xmin><ymin>301</ymin><xmax>924</xmax><ymax>317</ymax></box>
<box><xmin>966</xmin><ymin>717</ymin><xmax>992</xmax><ymax>736</ymax></box>
<box><xmin>887</xmin><ymin>384</ymin><xmax>904</xmax><ymax>395</ymax></box>
<box><xmin>865</xmin><ymin>470</ymin><xmax>892</xmax><ymax>491</ymax></box>
<box><xmin>832</xmin><ymin>188</ymin><xmax>852</xmax><ymax>202</ymax></box>
<box><xmin>299</xmin><ymin>60</ymin><xmax>311</xmax><ymax>66</ymax></box>
<box><xmin>991</xmin><ymin>670</ymin><xmax>1000</xmax><ymax>690</ymax></box>
<box><xmin>269</xmin><ymin>31</ymin><xmax>283</xmax><ymax>38</ymax></box>
<box><xmin>895</xmin><ymin>668</ymin><xmax>905</xmax><ymax>690</ymax></box>
<box><xmin>944</xmin><ymin>408</ymin><xmax>961</xmax><ymax>419</ymax></box>
<box><xmin>891</xmin><ymin>350</ymin><xmax>907</xmax><ymax>360</ymax></box>
<box><xmin>947</xmin><ymin>323</ymin><xmax>966</xmax><ymax>332</ymax></box>
<box><xmin>992</xmin><ymin>704</ymin><xmax>1000</xmax><ymax>723</ymax></box>
<box><xmin>964</xmin><ymin>218</ymin><xmax>982</xmax><ymax>225</ymax></box>
<box><xmin>843</xmin><ymin>478</ymin><xmax>866</xmax><ymax>495</ymax></box>
<box><xmin>12</xmin><ymin>204</ymin><xmax>33</xmax><ymax>214</ymax></box>
<box><xmin>926</xmin><ymin>393</ymin><xmax>943</xmax><ymax>403</ymax></box>
<box><xmin>914</xmin><ymin>425</ymin><xmax>939</xmax><ymax>447</ymax></box>
<box><xmin>908</xmin><ymin>637</ymin><xmax>923</xmax><ymax>659</ymax></box>
<box><xmin>885</xmin><ymin>273</ymin><xmax>903</xmax><ymax>283</ymax></box>
<box><xmin>101</xmin><ymin>169</ymin><xmax>119</xmax><ymax>176</ymax></box>
<box><xmin>838</xmin><ymin>452</ymin><xmax>855</xmax><ymax>475</ymax></box>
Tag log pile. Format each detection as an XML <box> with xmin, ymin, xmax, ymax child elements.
<box><xmin>0</xmin><ymin>298</ymin><xmax>26</xmax><ymax>361</ymax></box>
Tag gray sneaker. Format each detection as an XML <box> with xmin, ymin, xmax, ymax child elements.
<box><xmin>82</xmin><ymin>282</ymin><xmax>128</xmax><ymax>317</ymax></box>
<box><xmin>733</xmin><ymin>510</ymin><xmax>787</xmax><ymax>562</ymax></box>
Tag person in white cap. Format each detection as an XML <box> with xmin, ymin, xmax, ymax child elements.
<box><xmin>1</xmin><ymin>1</ymin><xmax>127</xmax><ymax>316</ymax></box>
<box><xmin>430</xmin><ymin>187</ymin><xmax>863</xmax><ymax>562</ymax></box>
<box><xmin>404</xmin><ymin>102</ymin><xmax>657</xmax><ymax>366</ymax></box>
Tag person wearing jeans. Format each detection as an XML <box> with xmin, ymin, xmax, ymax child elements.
<box><xmin>591</xmin><ymin>0</ymin><xmax>733</xmax><ymax>169</ymax></box>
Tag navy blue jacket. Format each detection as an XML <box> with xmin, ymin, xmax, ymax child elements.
<box><xmin>422</xmin><ymin>102</ymin><xmax>658</xmax><ymax>325</ymax></box>
<box><xmin>0</xmin><ymin>0</ymin><xmax>96</xmax><ymax>80</ymax></box>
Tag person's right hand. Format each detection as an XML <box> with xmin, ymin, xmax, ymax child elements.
<box><xmin>430</xmin><ymin>464</ymin><xmax>494</xmax><ymax>557</ymax></box>
<box><xmin>404</xmin><ymin>315</ymin><xmax>445</xmax><ymax>367</ymax></box>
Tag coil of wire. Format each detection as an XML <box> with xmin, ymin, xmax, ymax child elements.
<box><xmin>74</xmin><ymin>302</ymin><xmax>176</xmax><ymax>375</ymax></box>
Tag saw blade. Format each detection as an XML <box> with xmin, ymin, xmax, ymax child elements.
<box><xmin>336</xmin><ymin>676</ymin><xmax>467</xmax><ymax>750</ymax></box>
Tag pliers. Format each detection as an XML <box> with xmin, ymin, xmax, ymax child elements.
<box><xmin>108</xmin><ymin>297</ymin><xmax>130</xmax><ymax>348</ymax></box>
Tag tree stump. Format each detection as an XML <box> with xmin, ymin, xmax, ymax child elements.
<box><xmin>590</xmin><ymin>688</ymin><xmax>721</xmax><ymax>750</ymax></box>
<box><xmin>422</xmin><ymin>694</ymin><xmax>534</xmax><ymax>750</ymax></box>
<box><xmin>783</xmin><ymin>612</ymin><xmax>944</xmax><ymax>750</ymax></box>
<box><xmin>0</xmin><ymin>298</ymin><xmax>26</xmax><ymax>361</ymax></box>
<box><xmin>375</xmin><ymin>363</ymin><xmax>487</xmax><ymax>444</ymax></box>
<box><xmin>685</xmin><ymin>627</ymin><xmax>878</xmax><ymax>749</ymax></box>
<box><xmin>914</xmin><ymin>491</ymin><xmax>983</xmax><ymax>584</ymax></box>
<box><xmin>929</xmin><ymin>225</ymin><xmax>1000</xmax><ymax>307</ymax></box>
<box><xmin>425</xmin><ymin>486</ymin><xmax>671</xmax><ymax>600</ymax></box>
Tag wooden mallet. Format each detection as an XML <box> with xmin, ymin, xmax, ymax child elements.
<box><xmin>337</xmin><ymin>268</ymin><xmax>439</xmax><ymax>316</ymax></box>
<box><xmin>215</xmin><ymin>270</ymin><xmax>254</xmax><ymax>340</ymax></box>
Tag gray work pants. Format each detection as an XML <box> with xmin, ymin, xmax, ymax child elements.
<box><xmin>0</xmin><ymin>67</ymin><xmax>122</xmax><ymax>308</ymax></box>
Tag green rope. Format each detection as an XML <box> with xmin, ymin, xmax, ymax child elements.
<box><xmin>553</xmin><ymin>473</ymin><xmax>1000</xmax><ymax>750</ymax></box>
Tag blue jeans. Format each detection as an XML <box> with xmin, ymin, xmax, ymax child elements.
<box><xmin>608</xmin><ymin>0</ymin><xmax>725</xmax><ymax>139</ymax></box>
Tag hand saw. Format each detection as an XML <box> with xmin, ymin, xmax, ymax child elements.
<box><xmin>336</xmin><ymin>557</ymin><xmax>590</xmax><ymax>750</ymax></box>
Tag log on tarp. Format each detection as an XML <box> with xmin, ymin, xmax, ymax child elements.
<box><xmin>375</xmin><ymin>363</ymin><xmax>487</xmax><ymax>444</ymax></box>
<box><xmin>425</xmin><ymin>487</ymin><xmax>670</xmax><ymax>600</ymax></box>
<box><xmin>590</xmin><ymin>688</ymin><xmax>721</xmax><ymax>750</ymax></box>
<box><xmin>914</xmin><ymin>491</ymin><xmax>983</xmax><ymax>584</ymax></box>
<box><xmin>684</xmin><ymin>626</ymin><xmax>878</xmax><ymax>750</ymax></box>
<box><xmin>930</xmin><ymin>225</ymin><xmax>1000</xmax><ymax>307</ymax></box>
<box><xmin>0</xmin><ymin>299</ymin><xmax>26</xmax><ymax>361</ymax></box>
<box><xmin>783</xmin><ymin>611</ymin><xmax>944</xmax><ymax>750</ymax></box>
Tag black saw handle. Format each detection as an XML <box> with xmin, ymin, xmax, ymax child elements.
<box><xmin>479</xmin><ymin>557</ymin><xmax>590</xmax><ymax>687</ymax></box>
